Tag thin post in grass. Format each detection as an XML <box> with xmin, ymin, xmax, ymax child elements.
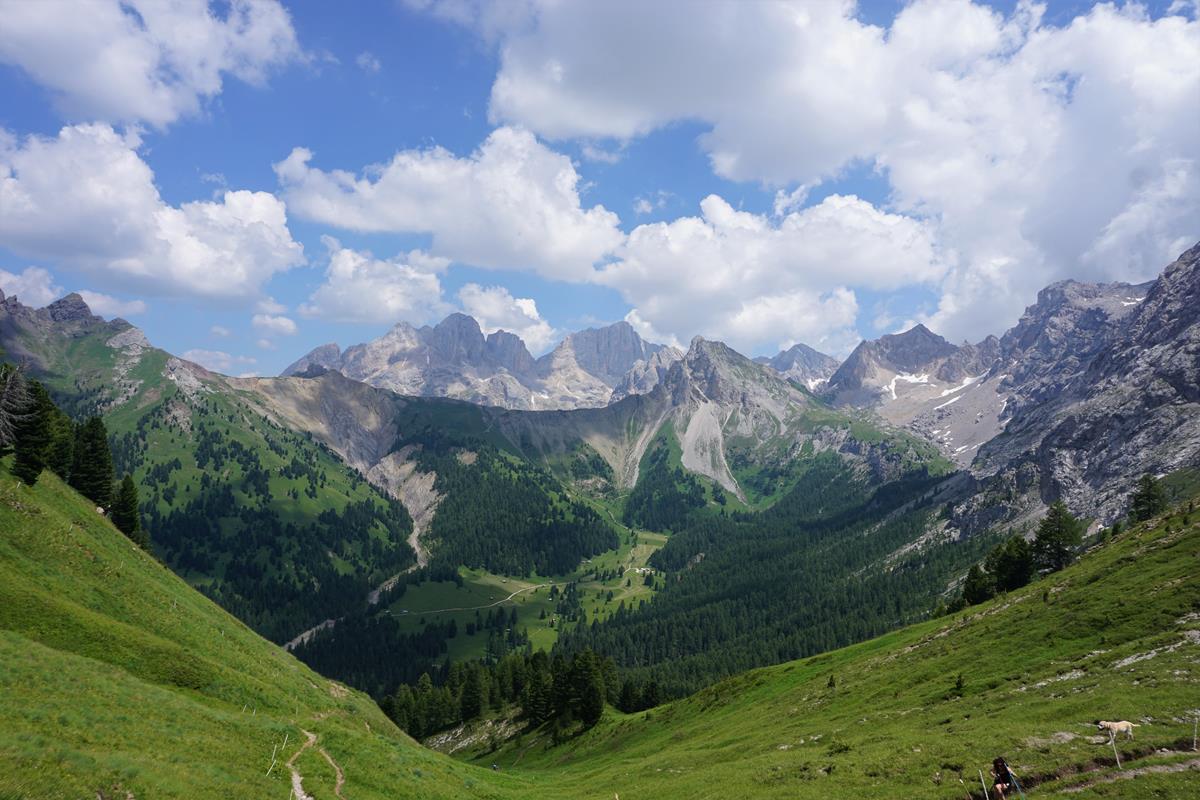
<box><xmin>1110</xmin><ymin>732</ymin><xmax>1122</xmax><ymax>770</ymax></box>
<box><xmin>978</xmin><ymin>769</ymin><xmax>990</xmax><ymax>799</ymax></box>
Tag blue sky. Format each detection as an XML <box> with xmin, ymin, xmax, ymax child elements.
<box><xmin>0</xmin><ymin>0</ymin><xmax>1197</xmax><ymax>375</ymax></box>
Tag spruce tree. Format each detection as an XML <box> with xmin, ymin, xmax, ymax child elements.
<box><xmin>460</xmin><ymin>666</ymin><xmax>485</xmax><ymax>721</ymax></box>
<box><xmin>1130</xmin><ymin>473</ymin><xmax>1167</xmax><ymax>522</ymax></box>
<box><xmin>0</xmin><ymin>363</ymin><xmax>31</xmax><ymax>457</ymax></box>
<box><xmin>1033</xmin><ymin>501</ymin><xmax>1084</xmax><ymax>572</ymax></box>
<box><xmin>10</xmin><ymin>380</ymin><xmax>51</xmax><ymax>485</ymax></box>
<box><xmin>984</xmin><ymin>535</ymin><xmax>1035</xmax><ymax>592</ymax></box>
<box><xmin>70</xmin><ymin>416</ymin><xmax>114</xmax><ymax>508</ymax></box>
<box><xmin>112</xmin><ymin>474</ymin><xmax>147</xmax><ymax>548</ymax></box>
<box><xmin>961</xmin><ymin>563</ymin><xmax>995</xmax><ymax>605</ymax></box>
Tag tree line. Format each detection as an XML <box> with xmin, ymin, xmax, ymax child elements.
<box><xmin>1</xmin><ymin>363</ymin><xmax>143</xmax><ymax>547</ymax></box>
<box><xmin>950</xmin><ymin>474</ymin><xmax>1172</xmax><ymax>609</ymax></box>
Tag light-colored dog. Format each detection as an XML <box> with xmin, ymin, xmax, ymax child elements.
<box><xmin>1097</xmin><ymin>720</ymin><xmax>1139</xmax><ymax>740</ymax></box>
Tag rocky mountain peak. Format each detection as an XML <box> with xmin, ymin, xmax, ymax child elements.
<box><xmin>758</xmin><ymin>342</ymin><xmax>839</xmax><ymax>389</ymax></box>
<box><xmin>486</xmin><ymin>330</ymin><xmax>536</xmax><ymax>376</ymax></box>
<box><xmin>542</xmin><ymin>320</ymin><xmax>659</xmax><ymax>384</ymax></box>
<box><xmin>424</xmin><ymin>313</ymin><xmax>486</xmax><ymax>363</ymax></box>
<box><xmin>46</xmin><ymin>293</ymin><xmax>97</xmax><ymax>324</ymax></box>
<box><xmin>282</xmin><ymin>343</ymin><xmax>342</xmax><ymax>377</ymax></box>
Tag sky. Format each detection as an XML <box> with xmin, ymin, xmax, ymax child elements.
<box><xmin>0</xmin><ymin>0</ymin><xmax>1197</xmax><ymax>376</ymax></box>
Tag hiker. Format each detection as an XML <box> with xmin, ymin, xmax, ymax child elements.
<box><xmin>991</xmin><ymin>757</ymin><xmax>1015</xmax><ymax>799</ymax></box>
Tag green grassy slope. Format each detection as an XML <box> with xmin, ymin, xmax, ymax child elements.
<box><xmin>0</xmin><ymin>466</ymin><xmax>527</xmax><ymax>800</ymax></box>
<box><xmin>475</xmin><ymin>503</ymin><xmax>1200</xmax><ymax>798</ymax></box>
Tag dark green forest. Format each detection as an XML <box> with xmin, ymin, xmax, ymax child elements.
<box><xmin>557</xmin><ymin>454</ymin><xmax>997</xmax><ymax>696</ymax></box>
<box><xmin>401</xmin><ymin>431</ymin><xmax>618</xmax><ymax>576</ymax></box>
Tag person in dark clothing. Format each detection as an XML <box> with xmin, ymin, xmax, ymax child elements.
<box><xmin>991</xmin><ymin>757</ymin><xmax>1015</xmax><ymax>799</ymax></box>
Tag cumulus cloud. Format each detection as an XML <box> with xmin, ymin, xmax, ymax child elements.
<box><xmin>78</xmin><ymin>291</ymin><xmax>146</xmax><ymax>318</ymax></box>
<box><xmin>210</xmin><ymin>325</ymin><xmax>232</xmax><ymax>338</ymax></box>
<box><xmin>0</xmin><ymin>123</ymin><xmax>305</xmax><ymax>299</ymax></box>
<box><xmin>457</xmin><ymin>283</ymin><xmax>559</xmax><ymax>353</ymax></box>
<box><xmin>0</xmin><ymin>0</ymin><xmax>301</xmax><ymax>127</ymax></box>
<box><xmin>0</xmin><ymin>266</ymin><xmax>62</xmax><ymax>307</ymax></box>
<box><xmin>182</xmin><ymin>348</ymin><xmax>256</xmax><ymax>374</ymax></box>
<box><xmin>251</xmin><ymin>313</ymin><xmax>298</xmax><ymax>336</ymax></box>
<box><xmin>275</xmin><ymin>126</ymin><xmax>622</xmax><ymax>280</ymax></box>
<box><xmin>298</xmin><ymin>237</ymin><xmax>450</xmax><ymax>324</ymax></box>
<box><xmin>415</xmin><ymin>0</ymin><xmax>1200</xmax><ymax>343</ymax></box>
<box><xmin>599</xmin><ymin>194</ymin><xmax>942</xmax><ymax>355</ymax></box>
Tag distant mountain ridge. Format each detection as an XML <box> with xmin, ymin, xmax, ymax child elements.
<box><xmin>282</xmin><ymin>315</ymin><xmax>681</xmax><ymax>410</ymax></box>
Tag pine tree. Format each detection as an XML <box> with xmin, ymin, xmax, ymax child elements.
<box><xmin>1129</xmin><ymin>473</ymin><xmax>1167</xmax><ymax>522</ymax></box>
<box><xmin>1033</xmin><ymin>501</ymin><xmax>1084</xmax><ymax>572</ymax></box>
<box><xmin>112</xmin><ymin>474</ymin><xmax>147</xmax><ymax>548</ymax></box>
<box><xmin>70</xmin><ymin>416</ymin><xmax>114</xmax><ymax>508</ymax></box>
<box><xmin>460</xmin><ymin>665</ymin><xmax>485</xmax><ymax>721</ymax></box>
<box><xmin>572</xmin><ymin>651</ymin><xmax>605</xmax><ymax>727</ymax></box>
<box><xmin>0</xmin><ymin>363</ymin><xmax>31</xmax><ymax>457</ymax></box>
<box><xmin>984</xmin><ymin>535</ymin><xmax>1035</xmax><ymax>592</ymax></box>
<box><xmin>961</xmin><ymin>563</ymin><xmax>995</xmax><ymax>605</ymax></box>
<box><xmin>10</xmin><ymin>379</ymin><xmax>51</xmax><ymax>485</ymax></box>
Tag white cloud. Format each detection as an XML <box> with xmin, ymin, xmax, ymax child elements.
<box><xmin>210</xmin><ymin>325</ymin><xmax>232</xmax><ymax>338</ymax></box>
<box><xmin>457</xmin><ymin>283</ymin><xmax>558</xmax><ymax>353</ymax></box>
<box><xmin>356</xmin><ymin>51</ymin><xmax>382</xmax><ymax>73</ymax></box>
<box><xmin>182</xmin><ymin>348</ymin><xmax>256</xmax><ymax>374</ymax></box>
<box><xmin>251</xmin><ymin>313</ymin><xmax>298</xmax><ymax>336</ymax></box>
<box><xmin>0</xmin><ymin>123</ymin><xmax>305</xmax><ymax>299</ymax></box>
<box><xmin>0</xmin><ymin>0</ymin><xmax>300</xmax><ymax>128</ymax></box>
<box><xmin>0</xmin><ymin>266</ymin><xmax>62</xmax><ymax>307</ymax></box>
<box><xmin>78</xmin><ymin>291</ymin><xmax>146</xmax><ymax>317</ymax></box>
<box><xmin>256</xmin><ymin>297</ymin><xmax>287</xmax><ymax>314</ymax></box>
<box><xmin>599</xmin><ymin>194</ymin><xmax>943</xmax><ymax>355</ymax></box>
<box><xmin>256</xmin><ymin>338</ymin><xmax>276</xmax><ymax>350</ymax></box>
<box><xmin>275</xmin><ymin>126</ymin><xmax>623</xmax><ymax>280</ymax></box>
<box><xmin>417</xmin><ymin>0</ymin><xmax>1200</xmax><ymax>343</ymax></box>
<box><xmin>298</xmin><ymin>237</ymin><xmax>450</xmax><ymax>325</ymax></box>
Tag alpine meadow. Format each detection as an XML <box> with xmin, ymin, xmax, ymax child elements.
<box><xmin>2</xmin><ymin>2</ymin><xmax>1199</xmax><ymax>798</ymax></box>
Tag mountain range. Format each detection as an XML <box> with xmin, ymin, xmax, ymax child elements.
<box><xmin>282</xmin><ymin>314</ymin><xmax>683</xmax><ymax>410</ymax></box>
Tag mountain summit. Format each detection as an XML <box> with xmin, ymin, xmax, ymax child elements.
<box><xmin>282</xmin><ymin>315</ymin><xmax>675</xmax><ymax>410</ymax></box>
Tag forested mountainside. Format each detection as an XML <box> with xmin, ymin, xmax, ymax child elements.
<box><xmin>0</xmin><ymin>293</ymin><xmax>416</xmax><ymax>642</ymax></box>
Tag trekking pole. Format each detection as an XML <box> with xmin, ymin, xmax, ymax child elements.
<box><xmin>1110</xmin><ymin>732</ymin><xmax>1122</xmax><ymax>770</ymax></box>
<box><xmin>1007</xmin><ymin>765</ymin><xmax>1027</xmax><ymax>800</ymax></box>
<box><xmin>978</xmin><ymin>769</ymin><xmax>990</xmax><ymax>799</ymax></box>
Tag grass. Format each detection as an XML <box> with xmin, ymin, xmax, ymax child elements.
<box><xmin>385</xmin><ymin>529</ymin><xmax>667</xmax><ymax>663</ymax></box>
<box><xmin>0</xmin><ymin>464</ymin><xmax>532</xmax><ymax>800</ymax></box>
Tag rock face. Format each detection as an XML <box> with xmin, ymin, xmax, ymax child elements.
<box><xmin>756</xmin><ymin>342</ymin><xmax>839</xmax><ymax>390</ymax></box>
<box><xmin>281</xmin><ymin>343</ymin><xmax>341</xmax><ymax>377</ymax></box>
<box><xmin>281</xmin><ymin>316</ymin><xmax>672</xmax><ymax>410</ymax></box>
<box><xmin>971</xmin><ymin>242</ymin><xmax>1200</xmax><ymax>523</ymax></box>
<box><xmin>610</xmin><ymin>346</ymin><xmax>684</xmax><ymax>402</ymax></box>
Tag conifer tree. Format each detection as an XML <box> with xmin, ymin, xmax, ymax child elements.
<box><xmin>0</xmin><ymin>363</ymin><xmax>31</xmax><ymax>457</ymax></box>
<box><xmin>1033</xmin><ymin>501</ymin><xmax>1084</xmax><ymax>572</ymax></box>
<box><xmin>961</xmin><ymin>563</ymin><xmax>995</xmax><ymax>605</ymax></box>
<box><xmin>10</xmin><ymin>379</ymin><xmax>51</xmax><ymax>485</ymax></box>
<box><xmin>112</xmin><ymin>474</ymin><xmax>147</xmax><ymax>548</ymax></box>
<box><xmin>984</xmin><ymin>535</ymin><xmax>1035</xmax><ymax>592</ymax></box>
<box><xmin>70</xmin><ymin>416</ymin><xmax>114</xmax><ymax>508</ymax></box>
<box><xmin>1129</xmin><ymin>473</ymin><xmax>1167</xmax><ymax>522</ymax></box>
